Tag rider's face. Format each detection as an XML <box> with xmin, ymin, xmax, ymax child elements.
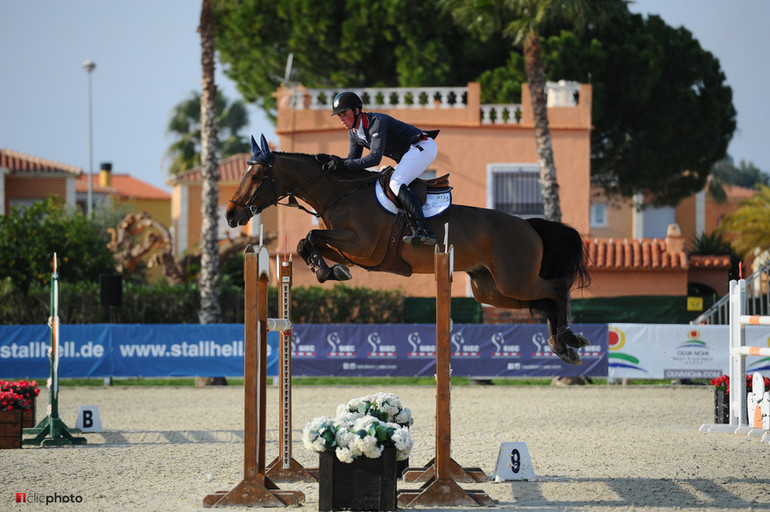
<box><xmin>337</xmin><ymin>108</ymin><xmax>357</xmax><ymax>130</ymax></box>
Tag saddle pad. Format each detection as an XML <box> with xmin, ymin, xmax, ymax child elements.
<box><xmin>375</xmin><ymin>181</ymin><xmax>451</xmax><ymax>218</ymax></box>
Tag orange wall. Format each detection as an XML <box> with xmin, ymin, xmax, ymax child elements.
<box><xmin>5</xmin><ymin>176</ymin><xmax>68</xmax><ymax>210</ymax></box>
<box><xmin>576</xmin><ymin>269</ymin><xmax>688</xmax><ymax>298</ymax></box>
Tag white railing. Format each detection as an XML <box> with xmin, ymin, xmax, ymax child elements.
<box><xmin>284</xmin><ymin>82</ymin><xmax>579</xmax><ymax>127</ymax></box>
<box><xmin>287</xmin><ymin>86</ymin><xmax>468</xmax><ymax>110</ymax></box>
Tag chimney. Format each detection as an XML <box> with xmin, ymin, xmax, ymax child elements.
<box><xmin>99</xmin><ymin>162</ymin><xmax>112</xmax><ymax>187</ymax></box>
<box><xmin>665</xmin><ymin>223</ymin><xmax>685</xmax><ymax>254</ymax></box>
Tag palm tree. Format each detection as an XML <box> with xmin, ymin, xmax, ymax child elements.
<box><xmin>441</xmin><ymin>0</ymin><xmax>622</xmax><ymax>222</ymax></box>
<box><xmin>198</xmin><ymin>0</ymin><xmax>221</xmax><ymax>324</ymax></box>
<box><xmin>166</xmin><ymin>91</ymin><xmax>249</xmax><ymax>176</ymax></box>
<box><xmin>719</xmin><ymin>185</ymin><xmax>770</xmax><ymax>261</ymax></box>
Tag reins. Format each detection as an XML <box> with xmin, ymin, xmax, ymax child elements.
<box><xmin>231</xmin><ymin>155</ymin><xmax>380</xmax><ymax>221</ymax></box>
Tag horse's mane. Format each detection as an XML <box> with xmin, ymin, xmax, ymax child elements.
<box><xmin>274</xmin><ymin>151</ymin><xmax>381</xmax><ymax>182</ymax></box>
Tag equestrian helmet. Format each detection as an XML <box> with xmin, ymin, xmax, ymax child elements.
<box><xmin>331</xmin><ymin>92</ymin><xmax>363</xmax><ymax>116</ymax></box>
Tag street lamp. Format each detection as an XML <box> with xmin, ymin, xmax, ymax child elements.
<box><xmin>82</xmin><ymin>60</ymin><xmax>96</xmax><ymax>217</ymax></box>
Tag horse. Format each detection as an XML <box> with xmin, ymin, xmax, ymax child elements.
<box><xmin>227</xmin><ymin>135</ymin><xmax>592</xmax><ymax>364</ymax></box>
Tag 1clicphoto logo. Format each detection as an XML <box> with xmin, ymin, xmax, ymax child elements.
<box><xmin>15</xmin><ymin>491</ymin><xmax>84</xmax><ymax>504</ymax></box>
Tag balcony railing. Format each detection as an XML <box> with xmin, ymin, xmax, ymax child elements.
<box><xmin>283</xmin><ymin>81</ymin><xmax>580</xmax><ymax>127</ymax></box>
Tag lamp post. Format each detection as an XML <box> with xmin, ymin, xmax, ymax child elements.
<box><xmin>82</xmin><ymin>60</ymin><xmax>96</xmax><ymax>217</ymax></box>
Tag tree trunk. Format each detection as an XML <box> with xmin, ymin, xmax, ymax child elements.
<box><xmin>198</xmin><ymin>0</ymin><xmax>221</xmax><ymax>324</ymax></box>
<box><xmin>523</xmin><ymin>31</ymin><xmax>562</xmax><ymax>223</ymax></box>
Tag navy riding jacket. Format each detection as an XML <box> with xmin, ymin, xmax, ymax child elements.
<box><xmin>343</xmin><ymin>112</ymin><xmax>424</xmax><ymax>171</ymax></box>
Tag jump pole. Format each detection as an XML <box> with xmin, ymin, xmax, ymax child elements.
<box><xmin>266</xmin><ymin>253</ymin><xmax>316</xmax><ymax>482</ymax></box>
<box><xmin>23</xmin><ymin>253</ymin><xmax>86</xmax><ymax>447</ymax></box>
<box><xmin>203</xmin><ymin>239</ymin><xmax>304</xmax><ymax>507</ymax></box>
<box><xmin>700</xmin><ymin>278</ymin><xmax>770</xmax><ymax>438</ymax></box>
<box><xmin>398</xmin><ymin>225</ymin><xmax>491</xmax><ymax>507</ymax></box>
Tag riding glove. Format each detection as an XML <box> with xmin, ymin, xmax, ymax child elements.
<box><xmin>322</xmin><ymin>156</ymin><xmax>344</xmax><ymax>172</ymax></box>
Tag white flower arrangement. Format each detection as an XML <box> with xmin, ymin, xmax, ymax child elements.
<box><xmin>335</xmin><ymin>392</ymin><xmax>413</xmax><ymax>427</ymax></box>
<box><xmin>303</xmin><ymin>393</ymin><xmax>414</xmax><ymax>463</ymax></box>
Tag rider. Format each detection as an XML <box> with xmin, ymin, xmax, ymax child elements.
<box><xmin>323</xmin><ymin>91</ymin><xmax>438</xmax><ymax>246</ymax></box>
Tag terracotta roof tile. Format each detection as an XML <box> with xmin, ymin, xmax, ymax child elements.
<box><xmin>585</xmin><ymin>238</ymin><xmax>688</xmax><ymax>270</ymax></box>
<box><xmin>74</xmin><ymin>173</ymin><xmax>170</xmax><ymax>199</ymax></box>
<box><xmin>172</xmin><ymin>153</ymin><xmax>251</xmax><ymax>184</ymax></box>
<box><xmin>689</xmin><ymin>254</ymin><xmax>731</xmax><ymax>269</ymax></box>
<box><xmin>0</xmin><ymin>149</ymin><xmax>81</xmax><ymax>176</ymax></box>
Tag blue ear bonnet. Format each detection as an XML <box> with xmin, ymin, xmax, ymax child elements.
<box><xmin>248</xmin><ymin>134</ymin><xmax>274</xmax><ymax>166</ymax></box>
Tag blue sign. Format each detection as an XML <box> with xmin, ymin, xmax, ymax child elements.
<box><xmin>0</xmin><ymin>323</ymin><xmax>607</xmax><ymax>379</ymax></box>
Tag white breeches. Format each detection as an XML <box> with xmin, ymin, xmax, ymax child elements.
<box><xmin>389</xmin><ymin>137</ymin><xmax>438</xmax><ymax>195</ymax></box>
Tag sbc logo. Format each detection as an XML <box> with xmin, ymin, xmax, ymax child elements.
<box><xmin>17</xmin><ymin>493</ymin><xmax>26</xmax><ymax>503</ymax></box>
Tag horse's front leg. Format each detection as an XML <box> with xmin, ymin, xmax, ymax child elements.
<box><xmin>297</xmin><ymin>231</ymin><xmax>353</xmax><ymax>283</ymax></box>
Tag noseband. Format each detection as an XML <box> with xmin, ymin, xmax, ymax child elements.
<box><xmin>228</xmin><ymin>162</ymin><xmax>279</xmax><ymax>217</ymax></box>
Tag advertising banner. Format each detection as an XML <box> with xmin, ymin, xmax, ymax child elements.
<box><xmin>1</xmin><ymin>323</ymin><xmax>607</xmax><ymax>379</ymax></box>
<box><xmin>607</xmin><ymin>323</ymin><xmax>770</xmax><ymax>379</ymax></box>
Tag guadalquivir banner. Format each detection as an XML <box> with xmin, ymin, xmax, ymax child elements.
<box><xmin>0</xmin><ymin>323</ymin><xmax>607</xmax><ymax>379</ymax></box>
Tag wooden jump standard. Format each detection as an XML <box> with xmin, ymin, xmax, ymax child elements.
<box><xmin>266</xmin><ymin>253</ymin><xmax>316</xmax><ymax>482</ymax></box>
<box><xmin>203</xmin><ymin>242</ymin><xmax>304</xmax><ymax>507</ymax></box>
<box><xmin>398</xmin><ymin>228</ymin><xmax>492</xmax><ymax>507</ymax></box>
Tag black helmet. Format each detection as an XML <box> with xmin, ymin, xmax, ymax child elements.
<box><xmin>331</xmin><ymin>92</ymin><xmax>363</xmax><ymax>116</ymax></box>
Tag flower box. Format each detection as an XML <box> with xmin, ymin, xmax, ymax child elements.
<box><xmin>0</xmin><ymin>409</ymin><xmax>23</xmax><ymax>449</ymax></box>
<box><xmin>22</xmin><ymin>396</ymin><xmax>36</xmax><ymax>429</ymax></box>
<box><xmin>714</xmin><ymin>387</ymin><xmax>729</xmax><ymax>424</ymax></box>
<box><xmin>318</xmin><ymin>445</ymin><xmax>397</xmax><ymax>512</ymax></box>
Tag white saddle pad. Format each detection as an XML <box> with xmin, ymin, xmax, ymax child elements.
<box><xmin>374</xmin><ymin>182</ymin><xmax>452</xmax><ymax>219</ymax></box>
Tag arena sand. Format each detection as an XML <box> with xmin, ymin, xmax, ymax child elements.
<box><xmin>3</xmin><ymin>384</ymin><xmax>769</xmax><ymax>511</ymax></box>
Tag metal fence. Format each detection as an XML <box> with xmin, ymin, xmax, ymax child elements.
<box><xmin>691</xmin><ymin>262</ymin><xmax>770</xmax><ymax>324</ymax></box>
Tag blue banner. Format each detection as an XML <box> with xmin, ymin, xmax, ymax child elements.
<box><xmin>0</xmin><ymin>323</ymin><xmax>607</xmax><ymax>379</ymax></box>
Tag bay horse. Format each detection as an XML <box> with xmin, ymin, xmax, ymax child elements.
<box><xmin>227</xmin><ymin>135</ymin><xmax>591</xmax><ymax>364</ymax></box>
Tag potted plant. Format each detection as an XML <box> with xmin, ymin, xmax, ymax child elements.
<box><xmin>0</xmin><ymin>389</ymin><xmax>31</xmax><ymax>449</ymax></box>
<box><xmin>710</xmin><ymin>374</ymin><xmax>770</xmax><ymax>424</ymax></box>
<box><xmin>304</xmin><ymin>393</ymin><xmax>413</xmax><ymax>512</ymax></box>
<box><xmin>1</xmin><ymin>380</ymin><xmax>40</xmax><ymax>428</ymax></box>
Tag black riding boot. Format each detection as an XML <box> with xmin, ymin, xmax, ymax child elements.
<box><xmin>398</xmin><ymin>185</ymin><xmax>436</xmax><ymax>247</ymax></box>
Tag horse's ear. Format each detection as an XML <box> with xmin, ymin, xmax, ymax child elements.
<box><xmin>259</xmin><ymin>134</ymin><xmax>271</xmax><ymax>156</ymax></box>
<box><xmin>250</xmin><ymin>135</ymin><xmax>260</xmax><ymax>155</ymax></box>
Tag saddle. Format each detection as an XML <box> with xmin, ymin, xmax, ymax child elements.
<box><xmin>377</xmin><ymin>166</ymin><xmax>451</xmax><ymax>208</ymax></box>
<box><xmin>371</xmin><ymin>168</ymin><xmax>452</xmax><ymax>277</ymax></box>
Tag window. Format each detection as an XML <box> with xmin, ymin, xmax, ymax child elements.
<box><xmin>590</xmin><ymin>202</ymin><xmax>608</xmax><ymax>228</ymax></box>
<box><xmin>488</xmin><ymin>164</ymin><xmax>543</xmax><ymax>218</ymax></box>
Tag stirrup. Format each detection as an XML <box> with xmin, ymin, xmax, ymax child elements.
<box><xmin>403</xmin><ymin>229</ymin><xmax>437</xmax><ymax>247</ymax></box>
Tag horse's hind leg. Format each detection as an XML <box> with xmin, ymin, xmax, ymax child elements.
<box><xmin>533</xmin><ymin>298</ymin><xmax>586</xmax><ymax>365</ymax></box>
<box><xmin>471</xmin><ymin>267</ymin><xmax>586</xmax><ymax>365</ymax></box>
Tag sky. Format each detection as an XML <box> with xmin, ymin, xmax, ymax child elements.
<box><xmin>1</xmin><ymin>1</ymin><xmax>768</xmax><ymax>194</ymax></box>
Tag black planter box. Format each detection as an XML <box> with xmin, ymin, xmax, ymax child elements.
<box><xmin>714</xmin><ymin>387</ymin><xmax>729</xmax><ymax>424</ymax></box>
<box><xmin>318</xmin><ymin>445</ymin><xmax>397</xmax><ymax>512</ymax></box>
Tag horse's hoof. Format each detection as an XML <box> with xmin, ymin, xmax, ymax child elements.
<box><xmin>332</xmin><ymin>265</ymin><xmax>352</xmax><ymax>281</ymax></box>
<box><xmin>548</xmin><ymin>335</ymin><xmax>582</xmax><ymax>365</ymax></box>
<box><xmin>558</xmin><ymin>328</ymin><xmax>590</xmax><ymax>348</ymax></box>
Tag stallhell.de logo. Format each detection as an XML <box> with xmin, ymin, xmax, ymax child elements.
<box><xmin>326</xmin><ymin>332</ymin><xmax>356</xmax><ymax>358</ymax></box>
<box><xmin>366</xmin><ymin>331</ymin><xmax>396</xmax><ymax>358</ymax></box>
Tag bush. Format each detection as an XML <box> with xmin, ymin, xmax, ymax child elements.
<box><xmin>0</xmin><ymin>280</ymin><xmax>404</xmax><ymax>324</ymax></box>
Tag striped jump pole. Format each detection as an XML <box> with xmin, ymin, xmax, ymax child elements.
<box><xmin>701</xmin><ymin>279</ymin><xmax>770</xmax><ymax>439</ymax></box>
<box><xmin>203</xmin><ymin>235</ymin><xmax>304</xmax><ymax>507</ymax></box>
<box><xmin>266</xmin><ymin>253</ymin><xmax>316</xmax><ymax>482</ymax></box>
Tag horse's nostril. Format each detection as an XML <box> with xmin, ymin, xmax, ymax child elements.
<box><xmin>226</xmin><ymin>209</ymin><xmax>234</xmax><ymax>221</ymax></box>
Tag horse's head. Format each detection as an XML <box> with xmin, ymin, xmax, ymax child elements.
<box><xmin>226</xmin><ymin>134</ymin><xmax>276</xmax><ymax>227</ymax></box>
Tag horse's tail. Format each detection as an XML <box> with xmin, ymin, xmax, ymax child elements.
<box><xmin>526</xmin><ymin>218</ymin><xmax>591</xmax><ymax>290</ymax></box>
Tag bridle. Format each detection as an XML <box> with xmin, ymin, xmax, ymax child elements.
<box><xmin>228</xmin><ymin>155</ymin><xmax>380</xmax><ymax>221</ymax></box>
